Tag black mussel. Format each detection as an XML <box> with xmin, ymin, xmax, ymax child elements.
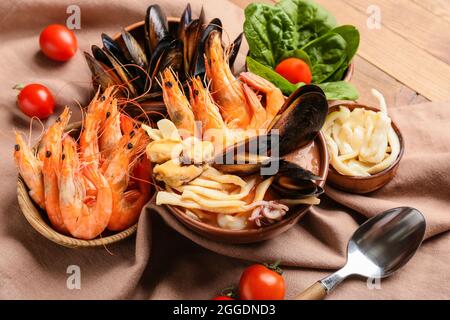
<box><xmin>102</xmin><ymin>49</ymin><xmax>137</xmax><ymax>95</ymax></box>
<box><xmin>145</xmin><ymin>4</ymin><xmax>170</xmax><ymax>56</ymax></box>
<box><xmin>121</xmin><ymin>29</ymin><xmax>148</xmax><ymax>69</ymax></box>
<box><xmin>102</xmin><ymin>33</ymin><xmax>130</xmax><ymax>66</ymax></box>
<box><xmin>271</xmin><ymin>159</ymin><xmax>322</xmax><ymax>180</ymax></box>
<box><xmin>267</xmin><ymin>85</ymin><xmax>328</xmax><ymax>157</ymax></box>
<box><xmin>183</xmin><ymin>18</ymin><xmax>202</xmax><ymax>74</ymax></box>
<box><xmin>103</xmin><ymin>33</ymin><xmax>148</xmax><ymax>93</ymax></box>
<box><xmin>178</xmin><ymin>3</ymin><xmax>192</xmax><ymax>40</ymax></box>
<box><xmin>91</xmin><ymin>45</ymin><xmax>112</xmax><ymax>68</ymax></box>
<box><xmin>194</xmin><ymin>19</ymin><xmax>222</xmax><ymax>76</ymax></box>
<box><xmin>84</xmin><ymin>52</ymin><xmax>122</xmax><ymax>91</ymax></box>
<box><xmin>148</xmin><ymin>38</ymin><xmax>183</xmax><ymax>90</ymax></box>
<box><xmin>213</xmin><ymin>134</ymin><xmax>276</xmax><ymax>175</ymax></box>
<box><xmin>228</xmin><ymin>32</ymin><xmax>243</xmax><ymax>70</ymax></box>
<box><xmin>212</xmin><ymin>85</ymin><xmax>327</xmax><ymax>176</ymax></box>
<box><xmin>272</xmin><ymin>176</ymin><xmax>324</xmax><ymax>199</ymax></box>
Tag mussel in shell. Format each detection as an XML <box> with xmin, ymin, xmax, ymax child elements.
<box><xmin>213</xmin><ymin>84</ymin><xmax>328</xmax><ymax>197</ymax></box>
<box><xmin>85</xmin><ymin>3</ymin><xmax>243</xmax><ymax>108</ymax></box>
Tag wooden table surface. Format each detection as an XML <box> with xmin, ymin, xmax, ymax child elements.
<box><xmin>230</xmin><ymin>0</ymin><xmax>450</xmax><ymax>107</ymax></box>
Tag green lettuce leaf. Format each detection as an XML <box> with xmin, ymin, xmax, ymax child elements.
<box><xmin>244</xmin><ymin>3</ymin><xmax>295</xmax><ymax>67</ymax></box>
<box><xmin>301</xmin><ymin>32</ymin><xmax>348</xmax><ymax>83</ymax></box>
<box><xmin>276</xmin><ymin>0</ymin><xmax>337</xmax><ymax>47</ymax></box>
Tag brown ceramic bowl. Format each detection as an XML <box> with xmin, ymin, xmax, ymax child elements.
<box><xmin>326</xmin><ymin>103</ymin><xmax>405</xmax><ymax>194</ymax></box>
<box><xmin>159</xmin><ymin>132</ymin><xmax>329</xmax><ymax>244</ymax></box>
<box><xmin>17</xmin><ymin>122</ymin><xmax>139</xmax><ymax>248</ymax></box>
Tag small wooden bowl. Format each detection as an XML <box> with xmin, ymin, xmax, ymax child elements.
<box><xmin>160</xmin><ymin>132</ymin><xmax>329</xmax><ymax>244</ymax></box>
<box><xmin>17</xmin><ymin>122</ymin><xmax>138</xmax><ymax>248</ymax></box>
<box><xmin>326</xmin><ymin>103</ymin><xmax>405</xmax><ymax>194</ymax></box>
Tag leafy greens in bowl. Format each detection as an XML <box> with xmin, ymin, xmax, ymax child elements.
<box><xmin>244</xmin><ymin>0</ymin><xmax>360</xmax><ymax>100</ymax></box>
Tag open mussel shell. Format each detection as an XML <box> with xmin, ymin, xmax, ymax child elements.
<box><xmin>92</xmin><ymin>45</ymin><xmax>112</xmax><ymax>67</ymax></box>
<box><xmin>267</xmin><ymin>85</ymin><xmax>328</xmax><ymax>157</ymax></box>
<box><xmin>84</xmin><ymin>52</ymin><xmax>122</xmax><ymax>91</ymax></box>
<box><xmin>272</xmin><ymin>159</ymin><xmax>322</xmax><ymax>180</ymax></box>
<box><xmin>102</xmin><ymin>33</ymin><xmax>130</xmax><ymax>65</ymax></box>
<box><xmin>213</xmin><ymin>134</ymin><xmax>276</xmax><ymax>175</ymax></box>
<box><xmin>148</xmin><ymin>38</ymin><xmax>184</xmax><ymax>90</ymax></box>
<box><xmin>145</xmin><ymin>4</ymin><xmax>170</xmax><ymax>56</ymax></box>
<box><xmin>272</xmin><ymin>176</ymin><xmax>324</xmax><ymax>199</ymax></box>
<box><xmin>178</xmin><ymin>3</ymin><xmax>192</xmax><ymax>40</ymax></box>
<box><xmin>121</xmin><ymin>29</ymin><xmax>148</xmax><ymax>69</ymax></box>
<box><xmin>183</xmin><ymin>8</ymin><xmax>205</xmax><ymax>75</ymax></box>
<box><xmin>103</xmin><ymin>33</ymin><xmax>148</xmax><ymax>94</ymax></box>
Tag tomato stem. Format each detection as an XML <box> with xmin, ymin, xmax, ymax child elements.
<box><xmin>220</xmin><ymin>286</ymin><xmax>238</xmax><ymax>299</ymax></box>
<box><xmin>263</xmin><ymin>260</ymin><xmax>283</xmax><ymax>275</ymax></box>
<box><xmin>13</xmin><ymin>84</ymin><xmax>25</xmax><ymax>91</ymax></box>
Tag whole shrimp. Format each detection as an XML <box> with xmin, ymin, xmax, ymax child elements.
<box><xmin>189</xmin><ymin>76</ymin><xmax>226</xmax><ymax>133</ymax></box>
<box><xmin>13</xmin><ymin>107</ymin><xmax>72</xmax><ymax>211</ymax></box>
<box><xmin>161</xmin><ymin>68</ymin><xmax>195</xmax><ymax>136</ymax></box>
<box><xmin>14</xmin><ymin>132</ymin><xmax>45</xmax><ymax>209</ymax></box>
<box><xmin>99</xmin><ymin>97</ymin><xmax>122</xmax><ymax>161</ymax></box>
<box><xmin>59</xmin><ymin>136</ymin><xmax>113</xmax><ymax>240</ymax></box>
<box><xmin>42</xmin><ymin>107</ymin><xmax>72</xmax><ymax>233</ymax></box>
<box><xmin>79</xmin><ymin>86</ymin><xmax>115</xmax><ymax>167</ymax></box>
<box><xmin>101</xmin><ymin>128</ymin><xmax>151</xmax><ymax>231</ymax></box>
<box><xmin>206</xmin><ymin>31</ymin><xmax>251</xmax><ymax>128</ymax></box>
<box><xmin>239</xmin><ymin>72</ymin><xmax>284</xmax><ymax>122</ymax></box>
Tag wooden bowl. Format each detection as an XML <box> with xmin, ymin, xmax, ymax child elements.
<box><xmin>326</xmin><ymin>103</ymin><xmax>405</xmax><ymax>194</ymax></box>
<box><xmin>160</xmin><ymin>132</ymin><xmax>329</xmax><ymax>244</ymax></box>
<box><xmin>17</xmin><ymin>122</ymin><xmax>138</xmax><ymax>248</ymax></box>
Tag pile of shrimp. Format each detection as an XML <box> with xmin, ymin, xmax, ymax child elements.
<box><xmin>13</xmin><ymin>87</ymin><xmax>151</xmax><ymax>240</ymax></box>
<box><xmin>161</xmin><ymin>30</ymin><xmax>285</xmax><ymax>146</ymax></box>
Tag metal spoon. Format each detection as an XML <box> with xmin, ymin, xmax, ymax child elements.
<box><xmin>296</xmin><ymin>207</ymin><xmax>426</xmax><ymax>300</ymax></box>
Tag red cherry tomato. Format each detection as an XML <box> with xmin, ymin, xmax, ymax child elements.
<box><xmin>17</xmin><ymin>84</ymin><xmax>55</xmax><ymax>119</ymax></box>
<box><xmin>239</xmin><ymin>264</ymin><xmax>285</xmax><ymax>300</ymax></box>
<box><xmin>39</xmin><ymin>24</ymin><xmax>77</xmax><ymax>61</ymax></box>
<box><xmin>212</xmin><ymin>296</ymin><xmax>234</xmax><ymax>300</ymax></box>
<box><xmin>275</xmin><ymin>58</ymin><xmax>312</xmax><ymax>85</ymax></box>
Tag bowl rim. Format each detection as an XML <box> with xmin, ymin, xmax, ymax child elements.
<box><xmin>160</xmin><ymin>131</ymin><xmax>329</xmax><ymax>236</ymax></box>
<box><xmin>16</xmin><ymin>121</ymin><xmax>139</xmax><ymax>248</ymax></box>
<box><xmin>326</xmin><ymin>102</ymin><xmax>405</xmax><ymax>181</ymax></box>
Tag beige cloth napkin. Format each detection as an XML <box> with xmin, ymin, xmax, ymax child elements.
<box><xmin>0</xmin><ymin>0</ymin><xmax>449</xmax><ymax>300</ymax></box>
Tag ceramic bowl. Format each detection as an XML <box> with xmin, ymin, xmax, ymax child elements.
<box><xmin>326</xmin><ymin>103</ymin><xmax>405</xmax><ymax>194</ymax></box>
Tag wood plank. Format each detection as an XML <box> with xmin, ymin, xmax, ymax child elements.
<box><xmin>412</xmin><ymin>0</ymin><xmax>450</xmax><ymax>23</ymax></box>
<box><xmin>229</xmin><ymin>0</ymin><xmax>272</xmax><ymax>8</ymax></box>
<box><xmin>314</xmin><ymin>0</ymin><xmax>450</xmax><ymax>101</ymax></box>
<box><xmin>344</xmin><ymin>0</ymin><xmax>450</xmax><ymax>64</ymax></box>
<box><xmin>350</xmin><ymin>55</ymin><xmax>428</xmax><ymax>108</ymax></box>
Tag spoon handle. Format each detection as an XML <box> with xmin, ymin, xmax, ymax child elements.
<box><xmin>294</xmin><ymin>282</ymin><xmax>327</xmax><ymax>300</ymax></box>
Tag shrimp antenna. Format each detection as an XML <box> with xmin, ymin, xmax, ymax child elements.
<box><xmin>28</xmin><ymin>116</ymin><xmax>45</xmax><ymax>149</ymax></box>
